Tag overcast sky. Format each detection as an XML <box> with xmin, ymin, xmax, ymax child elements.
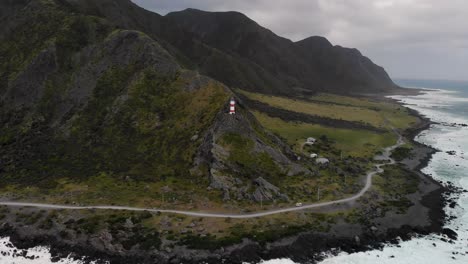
<box><xmin>132</xmin><ymin>0</ymin><xmax>468</xmax><ymax>81</ymax></box>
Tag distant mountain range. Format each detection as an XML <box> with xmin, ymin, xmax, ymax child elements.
<box><xmin>55</xmin><ymin>0</ymin><xmax>400</xmax><ymax>96</ymax></box>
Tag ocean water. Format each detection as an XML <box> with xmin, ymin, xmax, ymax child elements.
<box><xmin>316</xmin><ymin>79</ymin><xmax>468</xmax><ymax>264</ymax></box>
<box><xmin>2</xmin><ymin>79</ymin><xmax>468</xmax><ymax>264</ymax></box>
<box><xmin>259</xmin><ymin>79</ymin><xmax>468</xmax><ymax>264</ymax></box>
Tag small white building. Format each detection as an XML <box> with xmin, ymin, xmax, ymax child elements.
<box><xmin>305</xmin><ymin>137</ymin><xmax>317</xmax><ymax>146</ymax></box>
<box><xmin>310</xmin><ymin>153</ymin><xmax>318</xmax><ymax>159</ymax></box>
<box><xmin>316</xmin><ymin>158</ymin><xmax>330</xmax><ymax>165</ymax></box>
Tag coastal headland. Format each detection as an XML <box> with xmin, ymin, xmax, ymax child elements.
<box><xmin>0</xmin><ymin>91</ymin><xmax>453</xmax><ymax>264</ymax></box>
<box><xmin>0</xmin><ymin>1</ymin><xmax>456</xmax><ymax>263</ymax></box>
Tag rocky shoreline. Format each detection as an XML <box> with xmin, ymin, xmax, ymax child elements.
<box><xmin>254</xmin><ymin>110</ymin><xmax>454</xmax><ymax>263</ymax></box>
<box><xmin>0</xmin><ymin>104</ymin><xmax>456</xmax><ymax>264</ymax></box>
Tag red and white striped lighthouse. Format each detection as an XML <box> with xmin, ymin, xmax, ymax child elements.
<box><xmin>229</xmin><ymin>97</ymin><xmax>236</xmax><ymax>115</ymax></box>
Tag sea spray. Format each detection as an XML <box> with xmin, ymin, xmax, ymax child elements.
<box><xmin>0</xmin><ymin>237</ymin><xmax>95</xmax><ymax>264</ymax></box>
<box><xmin>319</xmin><ymin>84</ymin><xmax>468</xmax><ymax>263</ymax></box>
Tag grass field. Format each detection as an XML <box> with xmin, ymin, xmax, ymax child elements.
<box><xmin>239</xmin><ymin>90</ymin><xmax>418</xmax><ymax>130</ymax></box>
<box><xmin>310</xmin><ymin>93</ymin><xmax>418</xmax><ymax>129</ymax></box>
<box><xmin>0</xmin><ymin>173</ymin><xmax>225</xmax><ymax>210</ymax></box>
<box><xmin>254</xmin><ymin>111</ymin><xmax>397</xmax><ymax>158</ymax></box>
<box><xmin>237</xmin><ymin>89</ymin><xmax>419</xmax><ymax>158</ymax></box>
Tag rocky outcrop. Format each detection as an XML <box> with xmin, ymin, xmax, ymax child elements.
<box><xmin>253</xmin><ymin>177</ymin><xmax>289</xmax><ymax>202</ymax></box>
<box><xmin>3</xmin><ymin>44</ymin><xmax>58</xmax><ymax>109</ymax></box>
<box><xmin>193</xmin><ymin>96</ymin><xmax>312</xmax><ymax>202</ymax></box>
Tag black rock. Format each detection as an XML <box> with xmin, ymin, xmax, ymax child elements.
<box><xmin>442</xmin><ymin>228</ymin><xmax>458</xmax><ymax>240</ymax></box>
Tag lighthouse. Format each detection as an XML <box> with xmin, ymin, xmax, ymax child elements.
<box><xmin>229</xmin><ymin>97</ymin><xmax>236</xmax><ymax>115</ymax></box>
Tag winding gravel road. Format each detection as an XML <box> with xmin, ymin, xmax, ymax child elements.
<box><xmin>0</xmin><ymin>136</ymin><xmax>404</xmax><ymax>219</ymax></box>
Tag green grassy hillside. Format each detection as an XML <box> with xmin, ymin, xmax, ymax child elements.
<box><xmin>0</xmin><ymin>1</ymin><xmax>433</xmax><ymax>259</ymax></box>
<box><xmin>239</xmin><ymin>90</ymin><xmax>419</xmax><ymax>158</ymax></box>
<box><xmin>0</xmin><ymin>0</ymin><xmax>315</xmax><ymax>209</ymax></box>
<box><xmin>0</xmin><ymin>0</ymin><xmax>229</xmax><ymax>187</ymax></box>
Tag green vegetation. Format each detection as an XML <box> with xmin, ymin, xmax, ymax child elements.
<box><xmin>177</xmin><ymin>212</ymin><xmax>336</xmax><ymax>250</ymax></box>
<box><xmin>309</xmin><ymin>93</ymin><xmax>418</xmax><ymax>129</ymax></box>
<box><xmin>0</xmin><ymin>0</ymin><xmax>427</xmax><ymax>255</ymax></box>
<box><xmin>0</xmin><ymin>66</ymin><xmax>229</xmax><ymax>186</ymax></box>
<box><xmin>240</xmin><ymin>90</ymin><xmax>387</xmax><ymax>128</ymax></box>
<box><xmin>237</xmin><ymin>89</ymin><xmax>419</xmax><ymax>159</ymax></box>
<box><xmin>0</xmin><ymin>2</ymin><xmax>113</xmax><ymax>93</ymax></box>
<box><xmin>1</xmin><ymin>0</ymin><xmax>232</xmax><ymax>187</ymax></box>
<box><xmin>239</xmin><ymin>90</ymin><xmax>418</xmax><ymax>130</ymax></box>
<box><xmin>179</xmin><ymin>233</ymin><xmax>243</xmax><ymax>250</ymax></box>
<box><xmin>373</xmin><ymin>165</ymin><xmax>419</xmax><ymax>213</ymax></box>
<box><xmin>64</xmin><ymin>67</ymin><xmax>229</xmax><ymax>181</ymax></box>
<box><xmin>38</xmin><ymin>210</ymin><xmax>162</xmax><ymax>250</ymax></box>
<box><xmin>253</xmin><ymin>111</ymin><xmax>396</xmax><ymax>158</ymax></box>
<box><xmin>4</xmin><ymin>205</ymin><xmax>347</xmax><ymax>252</ymax></box>
<box><xmin>374</xmin><ymin>165</ymin><xmax>419</xmax><ymax>196</ymax></box>
<box><xmin>391</xmin><ymin>145</ymin><xmax>415</xmax><ymax>161</ymax></box>
<box><xmin>0</xmin><ymin>162</ymin><xmax>226</xmax><ymax>209</ymax></box>
<box><xmin>218</xmin><ymin>133</ymin><xmax>283</xmax><ymax>183</ymax></box>
<box><xmin>280</xmin><ymin>135</ymin><xmax>370</xmax><ymax>202</ymax></box>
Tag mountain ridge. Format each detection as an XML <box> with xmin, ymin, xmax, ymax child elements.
<box><xmin>43</xmin><ymin>0</ymin><xmax>401</xmax><ymax>96</ymax></box>
<box><xmin>164</xmin><ymin>7</ymin><xmax>399</xmax><ymax>95</ymax></box>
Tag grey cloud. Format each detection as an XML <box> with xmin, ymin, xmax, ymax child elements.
<box><xmin>132</xmin><ymin>0</ymin><xmax>468</xmax><ymax>81</ymax></box>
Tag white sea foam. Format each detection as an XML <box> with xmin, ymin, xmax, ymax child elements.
<box><xmin>391</xmin><ymin>89</ymin><xmax>468</xmax><ymax>123</ymax></box>
<box><xmin>318</xmin><ymin>88</ymin><xmax>468</xmax><ymax>264</ymax></box>
<box><xmin>262</xmin><ymin>88</ymin><xmax>468</xmax><ymax>264</ymax></box>
<box><xmin>255</xmin><ymin>259</ymin><xmax>298</xmax><ymax>264</ymax></box>
<box><xmin>0</xmin><ymin>237</ymin><xmax>91</xmax><ymax>264</ymax></box>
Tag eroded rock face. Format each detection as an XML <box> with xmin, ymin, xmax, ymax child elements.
<box><xmin>252</xmin><ymin>177</ymin><xmax>289</xmax><ymax>202</ymax></box>
<box><xmin>4</xmin><ymin>44</ymin><xmax>58</xmax><ymax>109</ymax></box>
<box><xmin>193</xmin><ymin>99</ymin><xmax>311</xmax><ymax>202</ymax></box>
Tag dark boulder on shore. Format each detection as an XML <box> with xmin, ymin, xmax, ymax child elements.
<box><xmin>442</xmin><ymin>228</ymin><xmax>458</xmax><ymax>240</ymax></box>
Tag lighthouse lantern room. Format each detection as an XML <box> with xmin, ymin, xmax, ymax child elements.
<box><xmin>229</xmin><ymin>97</ymin><xmax>236</xmax><ymax>115</ymax></box>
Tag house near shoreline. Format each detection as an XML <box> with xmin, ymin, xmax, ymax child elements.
<box><xmin>316</xmin><ymin>158</ymin><xmax>330</xmax><ymax>166</ymax></box>
<box><xmin>305</xmin><ymin>137</ymin><xmax>317</xmax><ymax>145</ymax></box>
